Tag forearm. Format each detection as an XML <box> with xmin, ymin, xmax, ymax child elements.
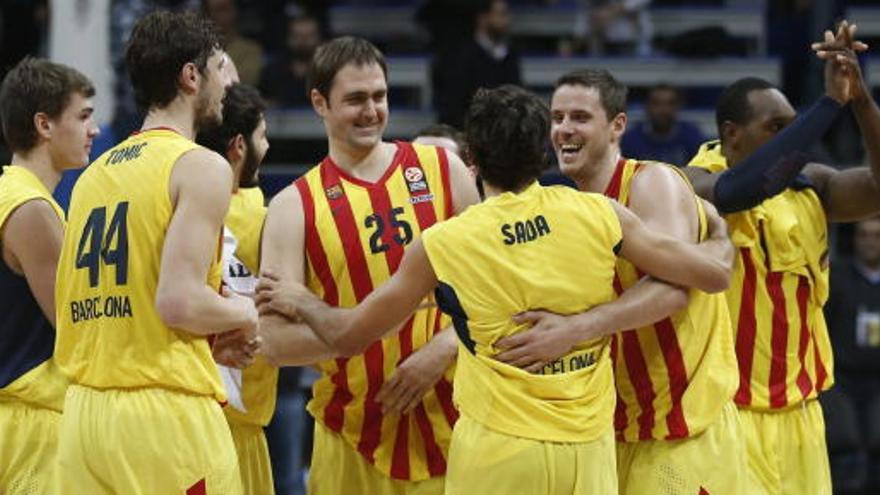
<box><xmin>421</xmin><ymin>326</ymin><xmax>458</xmax><ymax>364</ymax></box>
<box><xmin>852</xmin><ymin>94</ymin><xmax>880</xmax><ymax>189</ymax></box>
<box><xmin>713</xmin><ymin>96</ymin><xmax>842</xmax><ymax>213</ymax></box>
<box><xmin>568</xmin><ymin>278</ymin><xmax>688</xmax><ymax>341</ymax></box>
<box><xmin>259</xmin><ymin>313</ymin><xmax>340</xmax><ymax>366</ymax></box>
<box><xmin>156</xmin><ymin>284</ymin><xmax>253</xmax><ymax>336</ymax></box>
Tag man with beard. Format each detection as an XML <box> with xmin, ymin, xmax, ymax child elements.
<box><xmin>53</xmin><ymin>11</ymin><xmax>254</xmax><ymax>494</ymax></box>
<box><xmin>258</xmin><ymin>36</ymin><xmax>481</xmax><ymax>494</ymax></box>
<box><xmin>198</xmin><ymin>82</ymin><xmax>275</xmax><ymax>495</ymax></box>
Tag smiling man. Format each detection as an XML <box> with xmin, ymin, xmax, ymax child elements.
<box><xmin>258</xmin><ymin>36</ymin><xmax>480</xmax><ymax>494</ymax></box>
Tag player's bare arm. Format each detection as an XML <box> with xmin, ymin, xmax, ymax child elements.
<box><xmin>261</xmin><ymin>240</ymin><xmax>437</xmax><ymax>357</ymax></box>
<box><xmin>2</xmin><ymin>199</ymin><xmax>64</xmax><ymax>326</ymax></box>
<box><xmin>495</xmin><ymin>165</ymin><xmax>699</xmax><ymax>370</ymax></box>
<box><xmin>256</xmin><ymin>184</ymin><xmax>343</xmax><ymax>366</ymax></box>
<box><xmin>612</xmin><ymin>199</ymin><xmax>733</xmax><ymax>293</ymax></box>
<box><xmin>155</xmin><ymin>148</ymin><xmax>257</xmax><ymax>336</ymax></box>
<box><xmin>806</xmin><ymin>27</ymin><xmax>880</xmax><ymax>222</ymax></box>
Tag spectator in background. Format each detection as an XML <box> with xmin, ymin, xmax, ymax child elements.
<box><xmin>621</xmin><ymin>83</ymin><xmax>705</xmax><ymax>166</ymax></box>
<box><xmin>203</xmin><ymin>0</ymin><xmax>264</xmax><ymax>87</ymax></box>
<box><xmin>259</xmin><ymin>14</ymin><xmax>323</xmax><ymax>108</ymax></box>
<box><xmin>575</xmin><ymin>0</ymin><xmax>652</xmax><ymax>56</ymax></box>
<box><xmin>434</xmin><ymin>0</ymin><xmax>521</xmax><ymax>128</ymax></box>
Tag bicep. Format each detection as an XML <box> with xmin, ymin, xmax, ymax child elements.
<box><xmin>629</xmin><ymin>167</ymin><xmax>699</xmax><ymax>242</ymax></box>
<box><xmin>261</xmin><ymin>186</ymin><xmax>306</xmax><ymax>283</ymax></box>
<box><xmin>160</xmin><ymin>152</ymin><xmax>232</xmax><ymax>294</ymax></box>
<box><xmin>806</xmin><ymin>163</ymin><xmax>880</xmax><ymax>222</ymax></box>
<box><xmin>4</xmin><ymin>200</ymin><xmax>64</xmax><ymax>325</ymax></box>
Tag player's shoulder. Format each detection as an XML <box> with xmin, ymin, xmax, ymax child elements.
<box><xmin>631</xmin><ymin>160</ymin><xmax>692</xmax><ymax>198</ymax></box>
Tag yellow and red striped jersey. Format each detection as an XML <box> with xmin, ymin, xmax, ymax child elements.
<box><xmin>604</xmin><ymin>158</ymin><xmax>738</xmax><ymax>441</ymax></box>
<box><xmin>689</xmin><ymin>141</ymin><xmax>833</xmax><ymax>411</ymax></box>
<box><xmin>296</xmin><ymin>142</ymin><xmax>457</xmax><ymax>481</ymax></box>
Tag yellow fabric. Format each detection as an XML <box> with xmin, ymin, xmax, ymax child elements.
<box><xmin>55</xmin><ymin>384</ymin><xmax>241</xmax><ymax>494</ymax></box>
<box><xmin>422</xmin><ymin>182</ymin><xmax>621</xmax><ymax>443</ymax></box>
<box><xmin>606</xmin><ymin>158</ymin><xmax>738</xmax><ymax>441</ymax></box>
<box><xmin>300</xmin><ymin>142</ymin><xmax>455</xmax><ymax>480</ymax></box>
<box><xmin>688</xmin><ymin>142</ymin><xmax>833</xmax><ymax>411</ymax></box>
<box><xmin>446</xmin><ymin>415</ymin><xmax>617</xmax><ymax>495</ymax></box>
<box><xmin>226</xmin><ymin>187</ymin><xmax>265</xmax><ymax>274</ymax></box>
<box><xmin>55</xmin><ymin>129</ymin><xmax>226</xmax><ymax>402</ymax></box>
<box><xmin>738</xmin><ymin>400</ymin><xmax>831</xmax><ymax>495</ymax></box>
<box><xmin>616</xmin><ymin>401</ymin><xmax>749</xmax><ymax>495</ymax></box>
<box><xmin>228</xmin><ymin>421</ymin><xmax>274</xmax><ymax>495</ymax></box>
<box><xmin>308</xmin><ymin>421</ymin><xmax>445</xmax><ymax>495</ymax></box>
<box><xmin>223</xmin><ymin>189</ymin><xmax>277</xmax><ymax>427</ymax></box>
<box><xmin>0</xmin><ymin>400</ymin><xmax>61</xmax><ymax>495</ymax></box>
<box><xmin>0</xmin><ymin>166</ymin><xmax>68</xmax><ymax>411</ymax></box>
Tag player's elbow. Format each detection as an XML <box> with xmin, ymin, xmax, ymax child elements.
<box><xmin>156</xmin><ymin>290</ymin><xmax>200</xmax><ymax>332</ymax></box>
<box><xmin>702</xmin><ymin>262</ymin><xmax>732</xmax><ymax>294</ymax></box>
<box><xmin>666</xmin><ymin>288</ymin><xmax>690</xmax><ymax>313</ymax></box>
<box><xmin>331</xmin><ymin>333</ymin><xmax>369</xmax><ymax>357</ymax></box>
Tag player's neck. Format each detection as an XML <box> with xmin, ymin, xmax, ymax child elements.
<box><xmin>141</xmin><ymin>103</ymin><xmax>197</xmax><ymax>140</ymax></box>
<box><xmin>571</xmin><ymin>148</ymin><xmax>620</xmax><ymax>194</ymax></box>
<box><xmin>328</xmin><ymin>140</ymin><xmax>395</xmax><ymax>182</ymax></box>
<box><xmin>10</xmin><ymin>147</ymin><xmax>62</xmax><ymax>192</ymax></box>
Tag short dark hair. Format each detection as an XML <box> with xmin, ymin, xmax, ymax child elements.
<box><xmin>555</xmin><ymin>69</ymin><xmax>628</xmax><ymax>120</ymax></box>
<box><xmin>715</xmin><ymin>77</ymin><xmax>775</xmax><ymax>138</ymax></box>
<box><xmin>0</xmin><ymin>57</ymin><xmax>94</xmax><ymax>153</ymax></box>
<box><xmin>648</xmin><ymin>83</ymin><xmax>680</xmax><ymax>101</ymax></box>
<box><xmin>125</xmin><ymin>10</ymin><xmax>222</xmax><ymax>111</ymax></box>
<box><xmin>464</xmin><ymin>85</ymin><xmax>550</xmax><ymax>191</ymax></box>
<box><xmin>416</xmin><ymin>123</ymin><xmax>467</xmax><ymax>155</ymax></box>
<box><xmin>307</xmin><ymin>36</ymin><xmax>387</xmax><ymax>101</ymax></box>
<box><xmin>197</xmin><ymin>83</ymin><xmax>266</xmax><ymax>156</ymax></box>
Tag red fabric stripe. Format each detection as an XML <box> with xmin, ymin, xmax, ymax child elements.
<box><xmin>390</xmin><ymin>415</ymin><xmax>411</xmax><ymax>479</ymax></box>
<box><xmin>611</xmin><ymin>336</ymin><xmax>628</xmax><ymax>437</ymax></box>
<box><xmin>699</xmin><ymin>488</ymin><xmax>710</xmax><ymax>495</ymax></box>
<box><xmin>814</xmin><ymin>335</ymin><xmax>828</xmax><ymax>392</ymax></box>
<box><xmin>766</xmin><ymin>270</ymin><xmax>789</xmax><ymax>408</ymax></box>
<box><xmin>613</xmin><ymin>273</ymin><xmax>656</xmax><ymax>440</ymax></box>
<box><xmin>654</xmin><ymin>317</ymin><xmax>690</xmax><ymax>439</ymax></box>
<box><xmin>414</xmin><ymin>404</ymin><xmax>447</xmax><ymax>476</ymax></box>
<box><xmin>436</xmin><ymin>146</ymin><xmax>453</xmax><ymax>219</ymax></box>
<box><xmin>603</xmin><ymin>158</ymin><xmax>627</xmax><ymax>199</ymax></box>
<box><xmin>734</xmin><ymin>248</ymin><xmax>758</xmax><ymax>406</ymax></box>
<box><xmin>795</xmin><ymin>277</ymin><xmax>813</xmax><ymax>399</ymax></box>
<box><xmin>431</xmin><ymin>310</ymin><xmax>459</xmax><ymax>427</ymax></box>
<box><xmin>186</xmin><ymin>479</ymin><xmax>206</xmax><ymax>495</ymax></box>
<box><xmin>294</xmin><ymin>178</ymin><xmax>339</xmax><ymax>305</ymax></box>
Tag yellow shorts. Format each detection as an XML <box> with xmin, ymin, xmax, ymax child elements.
<box><xmin>56</xmin><ymin>384</ymin><xmax>242</xmax><ymax>495</ymax></box>
<box><xmin>0</xmin><ymin>401</ymin><xmax>60</xmax><ymax>495</ymax></box>
<box><xmin>309</xmin><ymin>421</ymin><xmax>445</xmax><ymax>495</ymax></box>
<box><xmin>446</xmin><ymin>414</ymin><xmax>617</xmax><ymax>495</ymax></box>
<box><xmin>739</xmin><ymin>400</ymin><xmax>831</xmax><ymax>495</ymax></box>
<box><xmin>616</xmin><ymin>401</ymin><xmax>747</xmax><ymax>495</ymax></box>
<box><xmin>228</xmin><ymin>420</ymin><xmax>274</xmax><ymax>495</ymax></box>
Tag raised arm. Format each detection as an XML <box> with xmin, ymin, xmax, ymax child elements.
<box><xmin>261</xmin><ymin>240</ymin><xmax>438</xmax><ymax>357</ymax></box>
<box><xmin>613</xmin><ymin>199</ymin><xmax>732</xmax><ymax>293</ymax></box>
<box><xmin>256</xmin><ymin>184</ymin><xmax>342</xmax><ymax>366</ymax></box>
<box><xmin>4</xmin><ymin>200</ymin><xmax>64</xmax><ymax>326</ymax></box>
<box><xmin>155</xmin><ymin>148</ymin><xmax>257</xmax><ymax>336</ymax></box>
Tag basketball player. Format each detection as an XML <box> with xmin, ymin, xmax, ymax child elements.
<box><xmin>683</xmin><ymin>22</ymin><xmax>880</xmax><ymax>494</ymax></box>
<box><xmin>0</xmin><ymin>58</ymin><xmax>98</xmax><ymax>494</ymax></box>
<box><xmin>53</xmin><ymin>11</ymin><xmax>254</xmax><ymax>493</ymax></box>
<box><xmin>491</xmin><ymin>67</ymin><xmax>745</xmax><ymax>494</ymax></box>
<box><xmin>257</xmin><ymin>36</ymin><xmax>481</xmax><ymax>494</ymax></box>
<box><xmin>255</xmin><ymin>85</ymin><xmax>734</xmax><ymax>494</ymax></box>
<box><xmin>197</xmin><ymin>82</ymin><xmax>276</xmax><ymax>495</ymax></box>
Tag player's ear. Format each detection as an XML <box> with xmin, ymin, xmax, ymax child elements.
<box><xmin>179</xmin><ymin>61</ymin><xmax>200</xmax><ymax>95</ymax></box>
<box><xmin>610</xmin><ymin>112</ymin><xmax>627</xmax><ymax>140</ymax></box>
<box><xmin>227</xmin><ymin>134</ymin><xmax>246</xmax><ymax>162</ymax></box>
<box><xmin>311</xmin><ymin>88</ymin><xmax>329</xmax><ymax>117</ymax></box>
<box><xmin>33</xmin><ymin>112</ymin><xmax>51</xmax><ymax>141</ymax></box>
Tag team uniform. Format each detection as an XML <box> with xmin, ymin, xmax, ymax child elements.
<box><xmin>603</xmin><ymin>158</ymin><xmax>746</xmax><ymax>494</ymax></box>
<box><xmin>421</xmin><ymin>182</ymin><xmax>622</xmax><ymax>495</ymax></box>
<box><xmin>296</xmin><ymin>142</ymin><xmax>457</xmax><ymax>494</ymax></box>
<box><xmin>221</xmin><ymin>187</ymin><xmax>278</xmax><ymax>495</ymax></box>
<box><xmin>690</xmin><ymin>141</ymin><xmax>833</xmax><ymax>494</ymax></box>
<box><xmin>0</xmin><ymin>166</ymin><xmax>68</xmax><ymax>494</ymax></box>
<box><xmin>54</xmin><ymin>129</ymin><xmax>241</xmax><ymax>494</ymax></box>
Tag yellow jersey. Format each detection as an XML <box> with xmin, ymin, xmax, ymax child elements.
<box><xmin>296</xmin><ymin>142</ymin><xmax>456</xmax><ymax>481</ymax></box>
<box><xmin>689</xmin><ymin>141</ymin><xmax>832</xmax><ymax>411</ymax></box>
<box><xmin>422</xmin><ymin>181</ymin><xmax>620</xmax><ymax>443</ymax></box>
<box><xmin>603</xmin><ymin>158</ymin><xmax>738</xmax><ymax>441</ymax></box>
<box><xmin>222</xmin><ymin>188</ymin><xmax>278</xmax><ymax>426</ymax></box>
<box><xmin>0</xmin><ymin>166</ymin><xmax>68</xmax><ymax>411</ymax></box>
<box><xmin>54</xmin><ymin>128</ymin><xmax>226</xmax><ymax>402</ymax></box>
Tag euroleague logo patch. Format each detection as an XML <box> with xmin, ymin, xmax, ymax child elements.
<box><xmin>404</xmin><ymin>167</ymin><xmax>424</xmax><ymax>182</ymax></box>
<box><xmin>403</xmin><ymin>166</ymin><xmax>430</xmax><ymax>194</ymax></box>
